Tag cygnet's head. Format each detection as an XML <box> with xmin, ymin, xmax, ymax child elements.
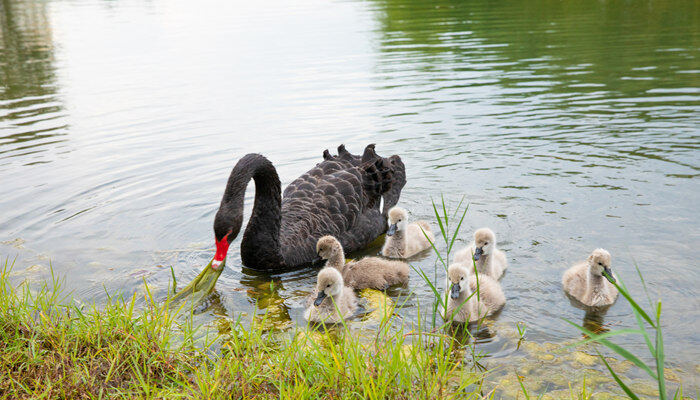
<box><xmin>472</xmin><ymin>228</ymin><xmax>496</xmax><ymax>261</ymax></box>
<box><xmin>386</xmin><ymin>207</ymin><xmax>408</xmax><ymax>236</ymax></box>
<box><xmin>313</xmin><ymin>267</ymin><xmax>344</xmax><ymax>306</ymax></box>
<box><xmin>447</xmin><ymin>264</ymin><xmax>471</xmax><ymax>300</ymax></box>
<box><xmin>587</xmin><ymin>248</ymin><xmax>615</xmax><ymax>283</ymax></box>
<box><xmin>316</xmin><ymin>235</ymin><xmax>342</xmax><ymax>260</ymax></box>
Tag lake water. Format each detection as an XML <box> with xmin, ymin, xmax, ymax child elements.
<box><xmin>1</xmin><ymin>0</ymin><xmax>698</xmax><ymax>394</ymax></box>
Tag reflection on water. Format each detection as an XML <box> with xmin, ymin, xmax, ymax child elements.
<box><xmin>0</xmin><ymin>0</ymin><xmax>698</xmax><ymax>393</ymax></box>
<box><xmin>0</xmin><ymin>0</ymin><xmax>68</xmax><ymax>164</ymax></box>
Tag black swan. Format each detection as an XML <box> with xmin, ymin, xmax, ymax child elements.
<box><xmin>212</xmin><ymin>144</ymin><xmax>406</xmax><ymax>271</ymax></box>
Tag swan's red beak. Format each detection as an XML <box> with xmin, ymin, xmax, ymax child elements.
<box><xmin>212</xmin><ymin>234</ymin><xmax>230</xmax><ymax>270</ymax></box>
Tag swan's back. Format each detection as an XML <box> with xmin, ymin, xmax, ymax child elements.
<box><xmin>279</xmin><ymin>145</ymin><xmax>406</xmax><ymax>266</ymax></box>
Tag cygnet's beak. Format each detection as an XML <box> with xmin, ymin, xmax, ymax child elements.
<box><xmin>311</xmin><ymin>251</ymin><xmax>323</xmax><ymax>266</ymax></box>
<box><xmin>602</xmin><ymin>266</ymin><xmax>616</xmax><ymax>284</ymax></box>
<box><xmin>473</xmin><ymin>247</ymin><xmax>483</xmax><ymax>261</ymax></box>
<box><xmin>314</xmin><ymin>291</ymin><xmax>327</xmax><ymax>306</ymax></box>
<box><xmin>450</xmin><ymin>282</ymin><xmax>461</xmax><ymax>299</ymax></box>
<box><xmin>386</xmin><ymin>223</ymin><xmax>397</xmax><ymax>236</ymax></box>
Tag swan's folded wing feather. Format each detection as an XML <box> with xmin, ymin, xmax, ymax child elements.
<box><xmin>280</xmin><ymin>163</ymin><xmax>365</xmax><ymax>266</ymax></box>
<box><xmin>381</xmin><ymin>155</ymin><xmax>406</xmax><ymax>215</ymax></box>
<box><xmin>278</xmin><ymin>145</ymin><xmax>406</xmax><ymax>267</ymax></box>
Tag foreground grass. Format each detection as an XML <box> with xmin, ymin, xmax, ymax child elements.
<box><xmin>0</xmin><ymin>261</ymin><xmax>484</xmax><ymax>399</ymax></box>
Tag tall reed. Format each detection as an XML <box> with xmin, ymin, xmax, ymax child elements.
<box><xmin>565</xmin><ymin>264</ymin><xmax>681</xmax><ymax>399</ymax></box>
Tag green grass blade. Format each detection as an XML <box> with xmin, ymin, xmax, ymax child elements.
<box><xmin>598</xmin><ymin>352</ymin><xmax>640</xmax><ymax>400</ymax></box>
<box><xmin>432</xmin><ymin>198</ymin><xmax>447</xmax><ymax>240</ymax></box>
<box><xmin>451</xmin><ymin>195</ymin><xmax>466</xmax><ymax>220</ymax></box>
<box><xmin>631</xmin><ymin>260</ymin><xmax>653</xmax><ymax>308</ymax></box>
<box><xmin>564</xmin><ymin>328</ymin><xmax>645</xmax><ymax>348</ymax></box>
<box><xmin>612</xmin><ymin>277</ymin><xmax>655</xmax><ymax>328</ymax></box>
<box><xmin>516</xmin><ymin>374</ymin><xmax>531</xmax><ymax>400</ymax></box>
<box><xmin>563</xmin><ymin>319</ymin><xmax>657</xmax><ymax>379</ymax></box>
<box><xmin>447</xmin><ymin>204</ymin><xmax>469</xmax><ymax>255</ymax></box>
<box><xmin>633</xmin><ymin>306</ymin><xmax>655</xmax><ymax>356</ymax></box>
<box><xmin>423</xmin><ymin>229</ymin><xmax>447</xmax><ymax>270</ymax></box>
<box><xmin>441</xmin><ymin>193</ymin><xmax>448</xmax><ymax>231</ymax></box>
<box><xmin>410</xmin><ymin>264</ymin><xmax>444</xmax><ymax>308</ymax></box>
<box><xmin>170</xmin><ymin>266</ymin><xmax>177</xmax><ymax>294</ymax></box>
<box><xmin>656</xmin><ymin>301</ymin><xmax>667</xmax><ymax>400</ymax></box>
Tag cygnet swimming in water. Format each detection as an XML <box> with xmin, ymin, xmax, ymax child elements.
<box><xmin>443</xmin><ymin>263</ymin><xmax>505</xmax><ymax>323</ymax></box>
<box><xmin>381</xmin><ymin>206</ymin><xmax>435</xmax><ymax>258</ymax></box>
<box><xmin>454</xmin><ymin>227</ymin><xmax>507</xmax><ymax>280</ymax></box>
<box><xmin>304</xmin><ymin>267</ymin><xmax>358</xmax><ymax>323</ymax></box>
<box><xmin>317</xmin><ymin>235</ymin><xmax>409</xmax><ymax>290</ymax></box>
<box><xmin>562</xmin><ymin>248</ymin><xmax>618</xmax><ymax>307</ymax></box>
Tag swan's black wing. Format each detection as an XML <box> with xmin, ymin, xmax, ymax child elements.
<box><xmin>382</xmin><ymin>155</ymin><xmax>406</xmax><ymax>215</ymax></box>
<box><xmin>279</xmin><ymin>160</ymin><xmax>364</xmax><ymax>266</ymax></box>
<box><xmin>318</xmin><ymin>144</ymin><xmax>363</xmax><ymax>167</ymax></box>
<box><xmin>339</xmin><ymin>148</ymin><xmax>406</xmax><ymax>249</ymax></box>
<box><xmin>318</xmin><ymin>144</ymin><xmax>404</xmax><ymax>212</ymax></box>
<box><xmin>279</xmin><ymin>144</ymin><xmax>404</xmax><ymax>267</ymax></box>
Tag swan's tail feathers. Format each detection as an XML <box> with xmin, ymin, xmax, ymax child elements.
<box><xmin>360</xmin><ymin>144</ymin><xmax>377</xmax><ymax>163</ymax></box>
<box><xmin>360</xmin><ymin>154</ymin><xmax>395</xmax><ymax>209</ymax></box>
<box><xmin>337</xmin><ymin>144</ymin><xmax>363</xmax><ymax>164</ymax></box>
<box><xmin>381</xmin><ymin>155</ymin><xmax>406</xmax><ymax>215</ymax></box>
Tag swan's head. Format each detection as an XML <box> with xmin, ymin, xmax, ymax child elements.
<box><xmin>212</xmin><ymin>207</ymin><xmax>243</xmax><ymax>270</ymax></box>
<box><xmin>386</xmin><ymin>207</ymin><xmax>408</xmax><ymax>236</ymax></box>
<box><xmin>316</xmin><ymin>235</ymin><xmax>343</xmax><ymax>260</ymax></box>
<box><xmin>472</xmin><ymin>228</ymin><xmax>496</xmax><ymax>261</ymax></box>
<box><xmin>447</xmin><ymin>264</ymin><xmax>471</xmax><ymax>300</ymax></box>
<box><xmin>587</xmin><ymin>248</ymin><xmax>615</xmax><ymax>283</ymax></box>
<box><xmin>314</xmin><ymin>267</ymin><xmax>344</xmax><ymax>306</ymax></box>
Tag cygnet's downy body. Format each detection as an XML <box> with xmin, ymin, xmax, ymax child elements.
<box><xmin>455</xmin><ymin>228</ymin><xmax>507</xmax><ymax>280</ymax></box>
<box><xmin>381</xmin><ymin>207</ymin><xmax>435</xmax><ymax>258</ymax></box>
<box><xmin>563</xmin><ymin>248</ymin><xmax>618</xmax><ymax>307</ymax></box>
<box><xmin>317</xmin><ymin>235</ymin><xmax>409</xmax><ymax>290</ymax></box>
<box><xmin>304</xmin><ymin>267</ymin><xmax>357</xmax><ymax>323</ymax></box>
<box><xmin>443</xmin><ymin>263</ymin><xmax>505</xmax><ymax>323</ymax></box>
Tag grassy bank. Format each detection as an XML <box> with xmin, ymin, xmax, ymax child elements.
<box><xmin>0</xmin><ymin>260</ymin><xmax>487</xmax><ymax>399</ymax></box>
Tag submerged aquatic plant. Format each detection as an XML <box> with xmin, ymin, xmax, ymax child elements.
<box><xmin>516</xmin><ymin>321</ymin><xmax>526</xmax><ymax>340</ymax></box>
<box><xmin>168</xmin><ymin>258</ymin><xmax>223</xmax><ymax>306</ymax></box>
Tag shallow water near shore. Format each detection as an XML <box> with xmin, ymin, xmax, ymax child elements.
<box><xmin>1</xmin><ymin>0</ymin><xmax>698</xmax><ymax>394</ymax></box>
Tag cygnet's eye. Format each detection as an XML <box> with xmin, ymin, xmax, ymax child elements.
<box><xmin>598</xmin><ymin>262</ymin><xmax>602</xmax><ymax>266</ymax></box>
<box><xmin>326</xmin><ymin>284</ymin><xmax>331</xmax><ymax>288</ymax></box>
<box><xmin>460</xmin><ymin>277</ymin><xmax>464</xmax><ymax>281</ymax></box>
<box><xmin>484</xmin><ymin>242</ymin><xmax>488</xmax><ymax>245</ymax></box>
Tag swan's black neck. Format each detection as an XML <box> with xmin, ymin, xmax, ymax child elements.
<box><xmin>216</xmin><ymin>154</ymin><xmax>283</xmax><ymax>269</ymax></box>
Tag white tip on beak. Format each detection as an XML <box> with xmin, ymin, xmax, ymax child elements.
<box><xmin>211</xmin><ymin>259</ymin><xmax>223</xmax><ymax>270</ymax></box>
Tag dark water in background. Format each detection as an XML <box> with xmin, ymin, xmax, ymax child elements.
<box><xmin>1</xmin><ymin>0</ymin><xmax>698</xmax><ymax>392</ymax></box>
